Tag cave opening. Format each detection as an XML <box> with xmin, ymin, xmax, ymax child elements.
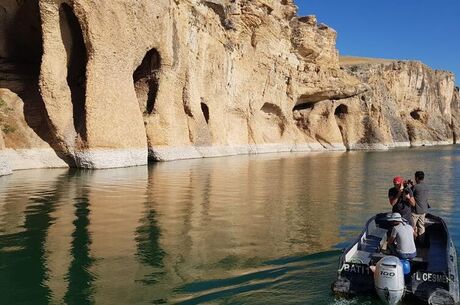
<box><xmin>261</xmin><ymin>102</ymin><xmax>283</xmax><ymax>117</ymax></box>
<box><xmin>1</xmin><ymin>0</ymin><xmax>43</xmax><ymax>93</ymax></box>
<box><xmin>292</xmin><ymin>102</ymin><xmax>315</xmax><ymax>112</ymax></box>
<box><xmin>0</xmin><ymin>0</ymin><xmax>53</xmax><ymax>146</ymax></box>
<box><xmin>133</xmin><ymin>49</ymin><xmax>161</xmax><ymax>115</ymax></box>
<box><xmin>334</xmin><ymin>104</ymin><xmax>348</xmax><ymax>118</ymax></box>
<box><xmin>201</xmin><ymin>102</ymin><xmax>210</xmax><ymax>124</ymax></box>
<box><xmin>410</xmin><ymin>109</ymin><xmax>422</xmax><ymax>120</ymax></box>
<box><xmin>60</xmin><ymin>3</ymin><xmax>88</xmax><ymax>139</ymax></box>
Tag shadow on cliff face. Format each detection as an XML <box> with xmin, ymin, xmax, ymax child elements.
<box><xmin>334</xmin><ymin>103</ymin><xmax>349</xmax><ymax>147</ymax></box>
<box><xmin>0</xmin><ymin>0</ymin><xmax>75</xmax><ymax>165</ymax></box>
<box><xmin>60</xmin><ymin>3</ymin><xmax>88</xmax><ymax>142</ymax></box>
<box><xmin>0</xmin><ymin>0</ymin><xmax>47</xmax><ymax>141</ymax></box>
<box><xmin>134</xmin><ymin>49</ymin><xmax>161</xmax><ymax>115</ymax></box>
<box><xmin>134</xmin><ymin>49</ymin><xmax>161</xmax><ymax>163</ymax></box>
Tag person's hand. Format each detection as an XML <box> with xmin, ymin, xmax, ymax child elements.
<box><xmin>405</xmin><ymin>193</ymin><xmax>411</xmax><ymax>200</ymax></box>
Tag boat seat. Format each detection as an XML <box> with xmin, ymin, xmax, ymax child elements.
<box><xmin>367</xmin><ymin>227</ymin><xmax>388</xmax><ymax>239</ymax></box>
<box><xmin>359</xmin><ymin>237</ymin><xmax>382</xmax><ymax>252</ymax></box>
<box><xmin>348</xmin><ymin>250</ymin><xmax>372</xmax><ymax>265</ymax></box>
<box><xmin>359</xmin><ymin>227</ymin><xmax>388</xmax><ymax>253</ymax></box>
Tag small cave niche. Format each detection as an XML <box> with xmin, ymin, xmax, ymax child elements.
<box><xmin>292</xmin><ymin>100</ymin><xmax>315</xmax><ymax>128</ymax></box>
<box><xmin>201</xmin><ymin>102</ymin><xmax>210</xmax><ymax>124</ymax></box>
<box><xmin>261</xmin><ymin>102</ymin><xmax>286</xmax><ymax>136</ymax></box>
<box><xmin>59</xmin><ymin>3</ymin><xmax>88</xmax><ymax>138</ymax></box>
<box><xmin>1</xmin><ymin>0</ymin><xmax>43</xmax><ymax>89</ymax></box>
<box><xmin>410</xmin><ymin>109</ymin><xmax>422</xmax><ymax>121</ymax></box>
<box><xmin>133</xmin><ymin>49</ymin><xmax>161</xmax><ymax>115</ymax></box>
<box><xmin>261</xmin><ymin>102</ymin><xmax>283</xmax><ymax>117</ymax></box>
<box><xmin>334</xmin><ymin>104</ymin><xmax>348</xmax><ymax>118</ymax></box>
<box><xmin>292</xmin><ymin>102</ymin><xmax>315</xmax><ymax>112</ymax></box>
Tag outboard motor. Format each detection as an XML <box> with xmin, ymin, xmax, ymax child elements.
<box><xmin>374</xmin><ymin>256</ymin><xmax>405</xmax><ymax>305</ymax></box>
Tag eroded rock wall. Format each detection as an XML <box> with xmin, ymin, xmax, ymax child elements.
<box><xmin>141</xmin><ymin>1</ymin><xmax>367</xmax><ymax>160</ymax></box>
<box><xmin>452</xmin><ymin>86</ymin><xmax>460</xmax><ymax>143</ymax></box>
<box><xmin>0</xmin><ymin>0</ymin><xmax>366</xmax><ymax>167</ymax></box>
<box><xmin>0</xmin><ymin>0</ymin><xmax>458</xmax><ymax>170</ymax></box>
<box><xmin>336</xmin><ymin>58</ymin><xmax>457</xmax><ymax>149</ymax></box>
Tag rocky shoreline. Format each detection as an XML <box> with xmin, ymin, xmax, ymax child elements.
<box><xmin>0</xmin><ymin>140</ymin><xmax>457</xmax><ymax>176</ymax></box>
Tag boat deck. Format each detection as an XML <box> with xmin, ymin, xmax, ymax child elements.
<box><xmin>348</xmin><ymin>218</ymin><xmax>447</xmax><ymax>273</ymax></box>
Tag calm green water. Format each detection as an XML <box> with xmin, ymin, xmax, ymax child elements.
<box><xmin>1</xmin><ymin>146</ymin><xmax>460</xmax><ymax>305</ymax></box>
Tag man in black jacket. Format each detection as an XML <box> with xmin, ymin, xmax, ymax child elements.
<box><xmin>388</xmin><ymin>176</ymin><xmax>415</xmax><ymax>226</ymax></box>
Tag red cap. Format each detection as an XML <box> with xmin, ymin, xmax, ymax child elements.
<box><xmin>393</xmin><ymin>176</ymin><xmax>403</xmax><ymax>184</ymax></box>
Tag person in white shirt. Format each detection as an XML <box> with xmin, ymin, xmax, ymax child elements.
<box><xmin>387</xmin><ymin>213</ymin><xmax>417</xmax><ymax>259</ymax></box>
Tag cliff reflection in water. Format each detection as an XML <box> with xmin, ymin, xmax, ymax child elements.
<box><xmin>0</xmin><ymin>146</ymin><xmax>458</xmax><ymax>305</ymax></box>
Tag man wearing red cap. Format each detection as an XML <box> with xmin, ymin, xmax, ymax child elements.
<box><xmin>388</xmin><ymin>176</ymin><xmax>415</xmax><ymax>226</ymax></box>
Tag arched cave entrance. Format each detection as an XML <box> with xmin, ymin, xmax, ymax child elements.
<box><xmin>59</xmin><ymin>3</ymin><xmax>88</xmax><ymax>139</ymax></box>
<box><xmin>0</xmin><ymin>0</ymin><xmax>50</xmax><ymax>144</ymax></box>
<box><xmin>292</xmin><ymin>100</ymin><xmax>315</xmax><ymax>131</ymax></box>
<box><xmin>334</xmin><ymin>104</ymin><xmax>349</xmax><ymax>148</ymax></box>
<box><xmin>133</xmin><ymin>49</ymin><xmax>161</xmax><ymax>115</ymax></box>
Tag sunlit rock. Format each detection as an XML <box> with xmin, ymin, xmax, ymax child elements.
<box><xmin>0</xmin><ymin>1</ymin><xmax>457</xmax><ymax>169</ymax></box>
<box><xmin>339</xmin><ymin>57</ymin><xmax>458</xmax><ymax>148</ymax></box>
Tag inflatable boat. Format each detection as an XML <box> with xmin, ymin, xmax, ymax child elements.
<box><xmin>332</xmin><ymin>213</ymin><xmax>459</xmax><ymax>305</ymax></box>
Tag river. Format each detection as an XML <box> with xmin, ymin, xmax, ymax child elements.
<box><xmin>1</xmin><ymin>146</ymin><xmax>460</xmax><ymax>305</ymax></box>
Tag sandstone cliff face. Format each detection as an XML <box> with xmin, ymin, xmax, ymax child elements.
<box><xmin>337</xmin><ymin>58</ymin><xmax>457</xmax><ymax>149</ymax></box>
<box><xmin>0</xmin><ymin>0</ymin><xmax>457</xmax><ymax>170</ymax></box>
<box><xmin>0</xmin><ymin>0</ymin><xmax>366</xmax><ymax>168</ymax></box>
<box><xmin>452</xmin><ymin>86</ymin><xmax>460</xmax><ymax>142</ymax></box>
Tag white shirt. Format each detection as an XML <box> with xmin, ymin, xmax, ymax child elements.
<box><xmin>391</xmin><ymin>223</ymin><xmax>416</xmax><ymax>254</ymax></box>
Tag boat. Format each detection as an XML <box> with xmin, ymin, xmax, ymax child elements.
<box><xmin>332</xmin><ymin>212</ymin><xmax>459</xmax><ymax>305</ymax></box>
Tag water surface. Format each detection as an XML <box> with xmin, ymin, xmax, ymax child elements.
<box><xmin>1</xmin><ymin>146</ymin><xmax>460</xmax><ymax>305</ymax></box>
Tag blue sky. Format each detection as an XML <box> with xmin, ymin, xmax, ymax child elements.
<box><xmin>296</xmin><ymin>0</ymin><xmax>460</xmax><ymax>85</ymax></box>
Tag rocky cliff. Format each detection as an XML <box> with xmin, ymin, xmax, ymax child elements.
<box><xmin>0</xmin><ymin>0</ymin><xmax>458</xmax><ymax>173</ymax></box>
<box><xmin>337</xmin><ymin>57</ymin><xmax>458</xmax><ymax>149</ymax></box>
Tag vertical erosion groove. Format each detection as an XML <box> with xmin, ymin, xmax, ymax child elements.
<box><xmin>201</xmin><ymin>102</ymin><xmax>210</xmax><ymax>124</ymax></box>
<box><xmin>59</xmin><ymin>3</ymin><xmax>88</xmax><ymax>139</ymax></box>
<box><xmin>133</xmin><ymin>49</ymin><xmax>161</xmax><ymax>115</ymax></box>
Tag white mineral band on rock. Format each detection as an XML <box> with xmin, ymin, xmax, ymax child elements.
<box><xmin>3</xmin><ymin>148</ymin><xmax>67</xmax><ymax>170</ymax></box>
<box><xmin>410</xmin><ymin>140</ymin><xmax>453</xmax><ymax>147</ymax></box>
<box><xmin>149</xmin><ymin>143</ymin><xmax>347</xmax><ymax>161</ymax></box>
<box><xmin>75</xmin><ymin>149</ymin><xmax>148</xmax><ymax>169</ymax></box>
<box><xmin>0</xmin><ymin>152</ymin><xmax>12</xmax><ymax>176</ymax></box>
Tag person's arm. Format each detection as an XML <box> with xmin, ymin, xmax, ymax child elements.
<box><xmin>405</xmin><ymin>188</ymin><xmax>416</xmax><ymax>207</ymax></box>
<box><xmin>388</xmin><ymin>227</ymin><xmax>397</xmax><ymax>245</ymax></box>
<box><xmin>406</xmin><ymin>194</ymin><xmax>416</xmax><ymax>207</ymax></box>
<box><xmin>387</xmin><ymin>235</ymin><xmax>395</xmax><ymax>245</ymax></box>
<box><xmin>389</xmin><ymin>189</ymin><xmax>402</xmax><ymax>206</ymax></box>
